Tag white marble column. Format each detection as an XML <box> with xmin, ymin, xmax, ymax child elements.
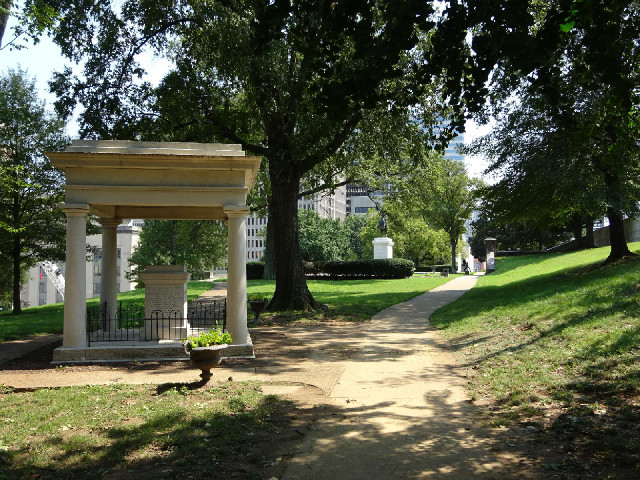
<box><xmin>224</xmin><ymin>205</ymin><xmax>250</xmax><ymax>345</ymax></box>
<box><xmin>99</xmin><ymin>218</ymin><xmax>120</xmax><ymax>330</ymax></box>
<box><xmin>60</xmin><ymin>204</ymin><xmax>90</xmax><ymax>348</ymax></box>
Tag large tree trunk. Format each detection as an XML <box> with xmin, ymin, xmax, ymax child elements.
<box><xmin>267</xmin><ymin>173</ymin><xmax>320</xmax><ymax>311</ymax></box>
<box><xmin>601</xmin><ymin>168</ymin><xmax>634</xmax><ymax>263</ymax></box>
<box><xmin>570</xmin><ymin>215</ymin><xmax>585</xmax><ymax>249</ymax></box>
<box><xmin>450</xmin><ymin>236</ymin><xmax>457</xmax><ymax>273</ymax></box>
<box><xmin>262</xmin><ymin>212</ymin><xmax>275</xmax><ymax>280</ymax></box>
<box><xmin>605</xmin><ymin>207</ymin><xmax>632</xmax><ymax>263</ymax></box>
<box><xmin>12</xmin><ymin>235</ymin><xmax>21</xmax><ymax>314</ymax></box>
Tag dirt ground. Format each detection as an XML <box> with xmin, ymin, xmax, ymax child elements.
<box><xmin>1</xmin><ymin>327</ymin><xmax>636</xmax><ymax>479</ymax></box>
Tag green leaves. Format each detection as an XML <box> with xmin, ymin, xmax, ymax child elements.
<box><xmin>559</xmin><ymin>20</ymin><xmax>575</xmax><ymax>32</ymax></box>
<box><xmin>0</xmin><ymin>68</ymin><xmax>69</xmax><ymax>312</ymax></box>
<box><xmin>127</xmin><ymin>220</ymin><xmax>228</xmax><ymax>286</ymax></box>
<box><xmin>183</xmin><ymin>329</ymin><xmax>232</xmax><ymax>351</ymax></box>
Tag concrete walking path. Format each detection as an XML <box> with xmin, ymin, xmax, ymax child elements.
<box><xmin>281</xmin><ymin>275</ymin><xmax>523</xmax><ymax>479</ymax></box>
<box><xmin>0</xmin><ymin>334</ymin><xmax>63</xmax><ymax>365</ymax></box>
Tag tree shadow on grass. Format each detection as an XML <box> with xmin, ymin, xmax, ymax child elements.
<box><xmin>0</xmin><ymin>389</ymin><xmax>306</xmax><ymax>480</ymax></box>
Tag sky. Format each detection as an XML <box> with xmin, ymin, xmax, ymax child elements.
<box><xmin>0</xmin><ymin>11</ymin><xmax>491</xmax><ymax>179</ymax></box>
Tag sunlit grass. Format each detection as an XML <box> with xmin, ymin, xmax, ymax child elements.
<box><xmin>430</xmin><ymin>242</ymin><xmax>640</xmax><ymax>465</ymax></box>
<box><xmin>247</xmin><ymin>274</ymin><xmax>454</xmax><ymax>323</ymax></box>
<box><xmin>0</xmin><ymin>281</ymin><xmax>215</xmax><ymax>342</ymax></box>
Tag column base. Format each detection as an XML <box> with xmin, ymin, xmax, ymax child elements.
<box><xmin>51</xmin><ymin>335</ymin><xmax>255</xmax><ymax>364</ymax></box>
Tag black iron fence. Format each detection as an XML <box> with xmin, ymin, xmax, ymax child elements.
<box><xmin>87</xmin><ymin>299</ymin><xmax>226</xmax><ymax>345</ymax></box>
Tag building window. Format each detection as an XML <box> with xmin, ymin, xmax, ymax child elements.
<box><xmin>93</xmin><ymin>282</ymin><xmax>101</xmax><ymax>295</ymax></box>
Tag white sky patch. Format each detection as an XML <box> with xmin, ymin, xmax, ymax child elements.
<box><xmin>464</xmin><ymin>118</ymin><xmax>494</xmax><ymax>181</ymax></box>
<box><xmin>1</xmin><ymin>2</ymin><xmax>173</xmax><ymax>138</ymax></box>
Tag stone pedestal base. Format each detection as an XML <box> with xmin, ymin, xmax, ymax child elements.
<box><xmin>141</xmin><ymin>265</ymin><xmax>191</xmax><ymax>339</ymax></box>
<box><xmin>372</xmin><ymin>237</ymin><xmax>394</xmax><ymax>259</ymax></box>
<box><xmin>52</xmin><ymin>335</ymin><xmax>255</xmax><ymax>363</ymax></box>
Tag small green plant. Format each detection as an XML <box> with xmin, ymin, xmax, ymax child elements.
<box><xmin>248</xmin><ymin>295</ymin><xmax>267</xmax><ymax>302</ymax></box>
<box><xmin>182</xmin><ymin>329</ymin><xmax>232</xmax><ymax>352</ymax></box>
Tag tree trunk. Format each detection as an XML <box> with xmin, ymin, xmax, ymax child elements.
<box><xmin>605</xmin><ymin>207</ymin><xmax>632</xmax><ymax>263</ymax></box>
<box><xmin>169</xmin><ymin>221</ymin><xmax>177</xmax><ymax>262</ymax></box>
<box><xmin>450</xmin><ymin>236</ymin><xmax>457</xmax><ymax>273</ymax></box>
<box><xmin>267</xmin><ymin>173</ymin><xmax>320</xmax><ymax>311</ymax></box>
<box><xmin>262</xmin><ymin>212</ymin><xmax>275</xmax><ymax>280</ymax></box>
<box><xmin>12</xmin><ymin>235</ymin><xmax>21</xmax><ymax>314</ymax></box>
<box><xmin>570</xmin><ymin>215</ymin><xmax>584</xmax><ymax>249</ymax></box>
<box><xmin>0</xmin><ymin>1</ymin><xmax>10</xmax><ymax>48</ymax></box>
<box><xmin>585</xmin><ymin>218</ymin><xmax>595</xmax><ymax>248</ymax></box>
<box><xmin>601</xmin><ymin>167</ymin><xmax>634</xmax><ymax>262</ymax></box>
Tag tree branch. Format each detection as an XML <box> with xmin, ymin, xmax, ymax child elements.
<box><xmin>298</xmin><ymin>177</ymin><xmax>355</xmax><ymax>199</ymax></box>
<box><xmin>300</xmin><ymin>111</ymin><xmax>363</xmax><ymax>173</ymax></box>
<box><xmin>202</xmin><ymin>114</ymin><xmax>268</xmax><ymax>156</ymax></box>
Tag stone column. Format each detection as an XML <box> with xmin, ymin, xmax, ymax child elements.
<box><xmin>485</xmin><ymin>237</ymin><xmax>497</xmax><ymax>273</ymax></box>
<box><xmin>99</xmin><ymin>218</ymin><xmax>120</xmax><ymax>331</ymax></box>
<box><xmin>60</xmin><ymin>204</ymin><xmax>90</xmax><ymax>348</ymax></box>
<box><xmin>224</xmin><ymin>205</ymin><xmax>250</xmax><ymax>346</ymax></box>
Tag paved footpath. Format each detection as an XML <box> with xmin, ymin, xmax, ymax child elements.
<box><xmin>281</xmin><ymin>275</ymin><xmax>528</xmax><ymax>480</ymax></box>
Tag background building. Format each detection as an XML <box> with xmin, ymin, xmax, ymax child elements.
<box><xmin>246</xmin><ymin>186</ymin><xmax>348</xmax><ymax>261</ymax></box>
<box><xmin>20</xmin><ymin>221</ymin><xmax>141</xmax><ymax>308</ymax></box>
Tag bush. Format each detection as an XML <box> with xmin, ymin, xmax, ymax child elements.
<box><xmin>308</xmin><ymin>258</ymin><xmax>415</xmax><ymax>279</ymax></box>
<box><xmin>246</xmin><ymin>262</ymin><xmax>264</xmax><ymax>279</ymax></box>
<box><xmin>415</xmin><ymin>264</ymin><xmax>451</xmax><ymax>273</ymax></box>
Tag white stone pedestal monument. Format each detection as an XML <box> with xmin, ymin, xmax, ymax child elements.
<box><xmin>484</xmin><ymin>237</ymin><xmax>497</xmax><ymax>274</ymax></box>
<box><xmin>372</xmin><ymin>237</ymin><xmax>394</xmax><ymax>259</ymax></box>
<box><xmin>141</xmin><ymin>265</ymin><xmax>191</xmax><ymax>339</ymax></box>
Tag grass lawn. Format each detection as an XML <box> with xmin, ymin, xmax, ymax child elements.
<box><xmin>0</xmin><ymin>381</ymin><xmax>298</xmax><ymax>479</ymax></box>
<box><xmin>247</xmin><ymin>274</ymin><xmax>453</xmax><ymax>323</ymax></box>
<box><xmin>0</xmin><ymin>281</ymin><xmax>214</xmax><ymax>342</ymax></box>
<box><xmin>430</xmin><ymin>242</ymin><xmax>640</xmax><ymax>470</ymax></box>
<box><xmin>1</xmin><ymin>275</ymin><xmax>452</xmax><ymax>341</ymax></box>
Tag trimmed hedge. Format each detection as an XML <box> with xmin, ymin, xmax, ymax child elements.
<box><xmin>246</xmin><ymin>262</ymin><xmax>265</xmax><ymax>280</ymax></box>
<box><xmin>415</xmin><ymin>265</ymin><xmax>451</xmax><ymax>273</ymax></box>
<box><xmin>305</xmin><ymin>258</ymin><xmax>415</xmax><ymax>279</ymax></box>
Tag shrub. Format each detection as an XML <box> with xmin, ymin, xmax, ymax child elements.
<box><xmin>309</xmin><ymin>258</ymin><xmax>415</xmax><ymax>279</ymax></box>
<box><xmin>415</xmin><ymin>264</ymin><xmax>451</xmax><ymax>273</ymax></box>
<box><xmin>246</xmin><ymin>261</ymin><xmax>264</xmax><ymax>279</ymax></box>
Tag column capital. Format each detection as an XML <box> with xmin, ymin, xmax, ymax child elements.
<box><xmin>98</xmin><ymin>218</ymin><xmax>122</xmax><ymax>228</ymax></box>
<box><xmin>59</xmin><ymin>203</ymin><xmax>90</xmax><ymax>216</ymax></box>
<box><xmin>224</xmin><ymin>205</ymin><xmax>251</xmax><ymax>218</ymax></box>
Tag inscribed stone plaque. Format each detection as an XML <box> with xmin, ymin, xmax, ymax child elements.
<box><xmin>141</xmin><ymin>265</ymin><xmax>191</xmax><ymax>339</ymax></box>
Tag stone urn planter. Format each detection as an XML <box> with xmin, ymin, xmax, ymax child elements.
<box><xmin>249</xmin><ymin>297</ymin><xmax>268</xmax><ymax>322</ymax></box>
<box><xmin>188</xmin><ymin>344</ymin><xmax>228</xmax><ymax>381</ymax></box>
<box><xmin>183</xmin><ymin>329</ymin><xmax>232</xmax><ymax>382</ymax></box>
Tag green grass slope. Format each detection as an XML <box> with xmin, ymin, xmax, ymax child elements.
<box><xmin>0</xmin><ymin>281</ymin><xmax>214</xmax><ymax>342</ymax></box>
<box><xmin>431</xmin><ymin>242</ymin><xmax>640</xmax><ymax>470</ymax></box>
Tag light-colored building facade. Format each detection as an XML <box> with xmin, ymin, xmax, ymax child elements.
<box><xmin>20</xmin><ymin>221</ymin><xmax>141</xmax><ymax>308</ymax></box>
<box><xmin>245</xmin><ymin>186</ymin><xmax>348</xmax><ymax>261</ymax></box>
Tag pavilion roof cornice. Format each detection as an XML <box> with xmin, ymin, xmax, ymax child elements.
<box><xmin>46</xmin><ymin>152</ymin><xmax>261</xmax><ymax>171</ymax></box>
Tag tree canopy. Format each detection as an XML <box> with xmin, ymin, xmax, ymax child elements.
<box><xmin>0</xmin><ymin>68</ymin><xmax>69</xmax><ymax>314</ymax></box>
<box><xmin>473</xmin><ymin>0</ymin><xmax>640</xmax><ymax>263</ymax></box>
<box><xmin>25</xmin><ymin>0</ymin><xmax>580</xmax><ymax>309</ymax></box>
<box><xmin>127</xmin><ymin>220</ymin><xmax>228</xmax><ymax>287</ymax></box>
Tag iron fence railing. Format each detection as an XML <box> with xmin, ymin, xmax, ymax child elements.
<box><xmin>87</xmin><ymin>299</ymin><xmax>227</xmax><ymax>345</ymax></box>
